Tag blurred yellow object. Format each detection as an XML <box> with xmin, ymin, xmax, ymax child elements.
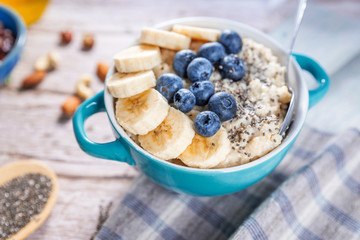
<box><xmin>0</xmin><ymin>0</ymin><xmax>49</xmax><ymax>25</ymax></box>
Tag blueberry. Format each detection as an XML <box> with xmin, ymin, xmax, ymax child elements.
<box><xmin>173</xmin><ymin>49</ymin><xmax>197</xmax><ymax>78</ymax></box>
<box><xmin>156</xmin><ymin>73</ymin><xmax>183</xmax><ymax>102</ymax></box>
<box><xmin>219</xmin><ymin>29</ymin><xmax>242</xmax><ymax>54</ymax></box>
<box><xmin>186</xmin><ymin>57</ymin><xmax>213</xmax><ymax>82</ymax></box>
<box><xmin>173</xmin><ymin>89</ymin><xmax>196</xmax><ymax>113</ymax></box>
<box><xmin>218</xmin><ymin>55</ymin><xmax>246</xmax><ymax>81</ymax></box>
<box><xmin>208</xmin><ymin>92</ymin><xmax>237</xmax><ymax>121</ymax></box>
<box><xmin>194</xmin><ymin>111</ymin><xmax>221</xmax><ymax>137</ymax></box>
<box><xmin>197</xmin><ymin>42</ymin><xmax>226</xmax><ymax>64</ymax></box>
<box><xmin>189</xmin><ymin>81</ymin><xmax>215</xmax><ymax>106</ymax></box>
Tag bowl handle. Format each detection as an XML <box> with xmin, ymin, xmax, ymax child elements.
<box><xmin>73</xmin><ymin>91</ymin><xmax>134</xmax><ymax>164</ymax></box>
<box><xmin>293</xmin><ymin>53</ymin><xmax>330</xmax><ymax>109</ymax></box>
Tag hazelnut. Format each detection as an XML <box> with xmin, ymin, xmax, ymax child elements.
<box><xmin>60</xmin><ymin>30</ymin><xmax>72</xmax><ymax>45</ymax></box>
<box><xmin>96</xmin><ymin>62</ymin><xmax>110</xmax><ymax>82</ymax></box>
<box><xmin>62</xmin><ymin>96</ymin><xmax>82</xmax><ymax>116</ymax></box>
<box><xmin>82</xmin><ymin>34</ymin><xmax>94</xmax><ymax>50</ymax></box>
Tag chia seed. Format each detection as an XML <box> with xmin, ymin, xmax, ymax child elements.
<box><xmin>0</xmin><ymin>173</ymin><xmax>52</xmax><ymax>240</ymax></box>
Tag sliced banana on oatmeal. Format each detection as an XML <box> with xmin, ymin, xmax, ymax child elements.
<box><xmin>140</xmin><ymin>28</ymin><xmax>191</xmax><ymax>51</ymax></box>
<box><xmin>179</xmin><ymin>127</ymin><xmax>231</xmax><ymax>169</ymax></box>
<box><xmin>138</xmin><ymin>107</ymin><xmax>195</xmax><ymax>160</ymax></box>
<box><xmin>172</xmin><ymin>24</ymin><xmax>221</xmax><ymax>42</ymax></box>
<box><xmin>115</xmin><ymin>88</ymin><xmax>169</xmax><ymax>135</ymax></box>
<box><xmin>107</xmin><ymin>70</ymin><xmax>156</xmax><ymax>98</ymax></box>
<box><xmin>114</xmin><ymin>45</ymin><xmax>161</xmax><ymax>73</ymax></box>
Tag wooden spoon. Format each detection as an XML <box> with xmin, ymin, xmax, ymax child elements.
<box><xmin>0</xmin><ymin>161</ymin><xmax>58</xmax><ymax>240</ymax></box>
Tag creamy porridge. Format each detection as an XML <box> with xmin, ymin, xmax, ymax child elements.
<box><xmin>108</xmin><ymin>25</ymin><xmax>291</xmax><ymax>169</ymax></box>
<box><xmin>158</xmin><ymin>38</ymin><xmax>291</xmax><ymax>168</ymax></box>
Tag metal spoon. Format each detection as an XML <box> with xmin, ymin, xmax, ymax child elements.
<box><xmin>279</xmin><ymin>0</ymin><xmax>308</xmax><ymax>136</ymax></box>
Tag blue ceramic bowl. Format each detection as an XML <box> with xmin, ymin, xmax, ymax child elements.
<box><xmin>73</xmin><ymin>18</ymin><xmax>329</xmax><ymax>196</ymax></box>
<box><xmin>0</xmin><ymin>4</ymin><xmax>26</xmax><ymax>84</ymax></box>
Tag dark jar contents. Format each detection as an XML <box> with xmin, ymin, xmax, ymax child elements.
<box><xmin>0</xmin><ymin>22</ymin><xmax>15</xmax><ymax>61</ymax></box>
<box><xmin>0</xmin><ymin>173</ymin><xmax>52</xmax><ymax>240</ymax></box>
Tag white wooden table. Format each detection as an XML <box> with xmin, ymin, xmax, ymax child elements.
<box><xmin>0</xmin><ymin>0</ymin><xmax>358</xmax><ymax>239</ymax></box>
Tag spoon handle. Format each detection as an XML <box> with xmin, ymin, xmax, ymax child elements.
<box><xmin>280</xmin><ymin>0</ymin><xmax>308</xmax><ymax>136</ymax></box>
<box><xmin>287</xmin><ymin>0</ymin><xmax>307</xmax><ymax>68</ymax></box>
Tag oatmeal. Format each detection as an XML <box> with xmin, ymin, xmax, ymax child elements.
<box><xmin>212</xmin><ymin>38</ymin><xmax>291</xmax><ymax>167</ymax></box>
<box><xmin>108</xmin><ymin>26</ymin><xmax>291</xmax><ymax>169</ymax></box>
<box><xmin>140</xmin><ymin>39</ymin><xmax>289</xmax><ymax>167</ymax></box>
<box><xmin>183</xmin><ymin>38</ymin><xmax>291</xmax><ymax>168</ymax></box>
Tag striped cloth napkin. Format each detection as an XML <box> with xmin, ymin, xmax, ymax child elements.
<box><xmin>95</xmin><ymin>126</ymin><xmax>360</xmax><ymax>240</ymax></box>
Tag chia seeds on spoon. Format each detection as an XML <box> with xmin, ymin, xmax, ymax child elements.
<box><xmin>0</xmin><ymin>173</ymin><xmax>52</xmax><ymax>240</ymax></box>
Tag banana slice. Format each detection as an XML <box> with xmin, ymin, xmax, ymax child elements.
<box><xmin>107</xmin><ymin>70</ymin><xmax>156</xmax><ymax>98</ymax></box>
<box><xmin>140</xmin><ymin>28</ymin><xmax>191</xmax><ymax>51</ymax></box>
<box><xmin>138</xmin><ymin>107</ymin><xmax>195</xmax><ymax>160</ymax></box>
<box><xmin>153</xmin><ymin>63</ymin><xmax>171</xmax><ymax>79</ymax></box>
<box><xmin>172</xmin><ymin>25</ymin><xmax>221</xmax><ymax>42</ymax></box>
<box><xmin>115</xmin><ymin>89</ymin><xmax>169</xmax><ymax>135</ymax></box>
<box><xmin>114</xmin><ymin>45</ymin><xmax>161</xmax><ymax>73</ymax></box>
<box><xmin>179</xmin><ymin>127</ymin><xmax>231</xmax><ymax>169</ymax></box>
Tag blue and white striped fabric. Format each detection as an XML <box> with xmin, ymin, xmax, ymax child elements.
<box><xmin>95</xmin><ymin>126</ymin><xmax>360</xmax><ymax>240</ymax></box>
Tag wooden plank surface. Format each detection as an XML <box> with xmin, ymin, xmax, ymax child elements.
<box><xmin>0</xmin><ymin>0</ymin><xmax>357</xmax><ymax>239</ymax></box>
